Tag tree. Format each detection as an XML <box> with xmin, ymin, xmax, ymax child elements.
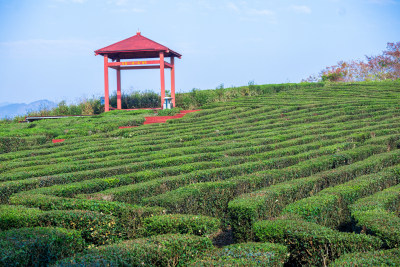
<box><xmin>305</xmin><ymin>42</ymin><xmax>400</xmax><ymax>82</ymax></box>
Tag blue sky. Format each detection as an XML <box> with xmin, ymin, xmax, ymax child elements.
<box><xmin>0</xmin><ymin>0</ymin><xmax>399</xmax><ymax>104</ymax></box>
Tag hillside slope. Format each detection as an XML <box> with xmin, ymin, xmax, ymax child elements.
<box><xmin>1</xmin><ymin>81</ymin><xmax>400</xmax><ymax>266</ymax></box>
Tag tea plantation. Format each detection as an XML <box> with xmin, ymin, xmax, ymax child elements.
<box><xmin>1</xmin><ymin>80</ymin><xmax>400</xmax><ymax>266</ymax></box>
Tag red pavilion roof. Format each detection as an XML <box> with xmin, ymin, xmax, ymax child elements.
<box><xmin>95</xmin><ymin>32</ymin><xmax>181</xmax><ymax>60</ymax></box>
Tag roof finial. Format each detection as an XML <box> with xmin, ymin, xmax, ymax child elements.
<box><xmin>137</xmin><ymin>29</ymin><xmax>141</xmax><ymax>35</ymax></box>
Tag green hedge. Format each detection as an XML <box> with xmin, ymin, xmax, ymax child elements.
<box><xmin>176</xmin><ymin>82</ymin><xmax>325</xmax><ymax>109</ymax></box>
<box><xmin>0</xmin><ymin>227</ymin><xmax>85</xmax><ymax>266</ymax></box>
<box><xmin>190</xmin><ymin>242</ymin><xmax>288</xmax><ymax>266</ymax></box>
<box><xmin>0</xmin><ymin>206</ymin><xmax>122</xmax><ymax>245</ymax></box>
<box><xmin>331</xmin><ymin>248</ymin><xmax>400</xmax><ymax>266</ymax></box>
<box><xmin>157</xmin><ymin>107</ymin><xmax>183</xmax><ymax>116</ymax></box>
<box><xmin>35</xmin><ymin>210</ymin><xmax>120</xmax><ymax>245</ymax></box>
<box><xmin>282</xmin><ymin>165</ymin><xmax>400</xmax><ymax>228</ymax></box>
<box><xmin>0</xmin><ymin>135</ymin><xmax>48</xmax><ymax>154</ymax></box>
<box><xmin>228</xmin><ymin>149</ymin><xmax>400</xmax><ymax>242</ymax></box>
<box><xmin>253</xmin><ymin>218</ymin><xmax>382</xmax><ymax>266</ymax></box>
<box><xmin>142</xmin><ymin>214</ymin><xmax>221</xmax><ymax>237</ymax></box>
<box><xmin>92</xmin><ymin>144</ymin><xmax>383</xmax><ymax>206</ymax></box>
<box><xmin>350</xmin><ymin>183</ymin><xmax>400</xmax><ymax>248</ymax></box>
<box><xmin>55</xmin><ymin>234</ymin><xmax>213</xmax><ymax>266</ymax></box>
<box><xmin>9</xmin><ymin>193</ymin><xmax>163</xmax><ymax>238</ymax></box>
<box><xmin>0</xmin><ymin>204</ymin><xmax>43</xmax><ymax>230</ymax></box>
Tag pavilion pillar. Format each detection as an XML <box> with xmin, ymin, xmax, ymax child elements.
<box><xmin>171</xmin><ymin>57</ymin><xmax>175</xmax><ymax>108</ymax></box>
<box><xmin>160</xmin><ymin>51</ymin><xmax>165</xmax><ymax>108</ymax></box>
<box><xmin>116</xmin><ymin>59</ymin><xmax>122</xmax><ymax>110</ymax></box>
<box><xmin>104</xmin><ymin>55</ymin><xmax>110</xmax><ymax>112</ymax></box>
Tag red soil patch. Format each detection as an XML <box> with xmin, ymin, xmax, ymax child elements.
<box><xmin>119</xmin><ymin>110</ymin><xmax>201</xmax><ymax>128</ymax></box>
<box><xmin>143</xmin><ymin>110</ymin><xmax>200</xmax><ymax>125</ymax></box>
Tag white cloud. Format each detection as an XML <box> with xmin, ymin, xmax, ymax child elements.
<box><xmin>227</xmin><ymin>2</ymin><xmax>239</xmax><ymax>11</ymax></box>
<box><xmin>197</xmin><ymin>0</ymin><xmax>215</xmax><ymax>10</ymax></box>
<box><xmin>290</xmin><ymin>5</ymin><xmax>312</xmax><ymax>14</ymax></box>
<box><xmin>246</xmin><ymin>8</ymin><xmax>276</xmax><ymax>24</ymax></box>
<box><xmin>111</xmin><ymin>7</ymin><xmax>145</xmax><ymax>13</ymax></box>
<box><xmin>248</xmin><ymin>8</ymin><xmax>274</xmax><ymax>16</ymax></box>
<box><xmin>0</xmin><ymin>39</ymin><xmax>97</xmax><ymax>58</ymax></box>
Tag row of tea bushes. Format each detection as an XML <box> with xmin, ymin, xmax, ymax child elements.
<box><xmin>40</xmin><ymin>139</ymin><xmax>353</xmax><ymax>199</ymax></box>
<box><xmin>8</xmin><ymin>194</ymin><xmax>163</xmax><ymax>239</ymax></box>
<box><xmin>253</xmin><ymin>218</ymin><xmax>382</xmax><ymax>266</ymax></box>
<box><xmin>0</xmin><ymin>227</ymin><xmax>85</xmax><ymax>266</ymax></box>
<box><xmin>350</xmin><ymin>183</ymin><xmax>400</xmax><ymax>248</ymax></box>
<box><xmin>6</xmin><ymin>195</ymin><xmax>223</xmax><ymax>241</ymax></box>
<box><xmin>143</xmin><ymin>143</ymin><xmax>385</xmax><ymax>218</ymax></box>
<box><xmin>331</xmin><ymin>248</ymin><xmax>400</xmax><ymax>266</ymax></box>
<box><xmin>1</xmin><ymin>99</ymin><xmax>392</xmax><ymax>164</ymax></box>
<box><xmin>3</xmin><ymin>110</ymin><xmax>398</xmax><ymax>179</ymax></box>
<box><xmin>55</xmin><ymin>234</ymin><xmax>213</xmax><ymax>266</ymax></box>
<box><xmin>227</xmin><ymin>148</ymin><xmax>400</xmax><ymax>241</ymax></box>
<box><xmin>0</xmin><ymin>205</ymin><xmax>118</xmax><ymax>245</ymax></box>
<box><xmin>282</xmin><ymin>164</ymin><xmax>400</xmax><ymax>228</ymax></box>
<box><xmin>87</xmin><ymin>144</ymin><xmax>382</xmax><ymax>205</ymax></box>
<box><xmin>141</xmin><ymin>214</ymin><xmax>221</xmax><ymax>237</ymax></box>
<box><xmin>189</xmin><ymin>242</ymin><xmax>288</xmax><ymax>266</ymax></box>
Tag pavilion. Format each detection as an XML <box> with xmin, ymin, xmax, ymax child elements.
<box><xmin>95</xmin><ymin>32</ymin><xmax>181</xmax><ymax>111</ymax></box>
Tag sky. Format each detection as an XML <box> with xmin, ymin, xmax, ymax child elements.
<box><xmin>0</xmin><ymin>0</ymin><xmax>399</xmax><ymax>104</ymax></box>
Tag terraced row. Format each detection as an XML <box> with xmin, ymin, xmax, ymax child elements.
<box><xmin>1</xmin><ymin>81</ymin><xmax>400</xmax><ymax>266</ymax></box>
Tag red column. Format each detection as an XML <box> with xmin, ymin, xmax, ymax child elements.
<box><xmin>116</xmin><ymin>59</ymin><xmax>122</xmax><ymax>110</ymax></box>
<box><xmin>104</xmin><ymin>55</ymin><xmax>109</xmax><ymax>112</ymax></box>
<box><xmin>160</xmin><ymin>51</ymin><xmax>165</xmax><ymax>108</ymax></box>
<box><xmin>171</xmin><ymin>57</ymin><xmax>175</xmax><ymax>108</ymax></box>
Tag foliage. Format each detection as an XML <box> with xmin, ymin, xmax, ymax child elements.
<box><xmin>331</xmin><ymin>248</ymin><xmax>400</xmax><ymax>266</ymax></box>
<box><xmin>0</xmin><ymin>80</ymin><xmax>400</xmax><ymax>265</ymax></box>
<box><xmin>0</xmin><ymin>227</ymin><xmax>85</xmax><ymax>266</ymax></box>
<box><xmin>176</xmin><ymin>82</ymin><xmax>325</xmax><ymax>109</ymax></box>
<box><xmin>109</xmin><ymin>90</ymin><xmax>161</xmax><ymax>109</ymax></box>
<box><xmin>304</xmin><ymin>42</ymin><xmax>400</xmax><ymax>82</ymax></box>
<box><xmin>350</xmin><ymin>183</ymin><xmax>400</xmax><ymax>248</ymax></box>
<box><xmin>156</xmin><ymin>107</ymin><xmax>183</xmax><ymax>116</ymax></box>
<box><xmin>190</xmin><ymin>242</ymin><xmax>288</xmax><ymax>266</ymax></box>
<box><xmin>142</xmin><ymin>214</ymin><xmax>221</xmax><ymax>237</ymax></box>
<box><xmin>55</xmin><ymin>234</ymin><xmax>213</xmax><ymax>266</ymax></box>
<box><xmin>253</xmin><ymin>218</ymin><xmax>382</xmax><ymax>266</ymax></box>
<box><xmin>281</xmin><ymin>165</ymin><xmax>400</xmax><ymax>228</ymax></box>
<box><xmin>35</xmin><ymin>210</ymin><xmax>120</xmax><ymax>245</ymax></box>
<box><xmin>0</xmin><ymin>109</ymin><xmax>150</xmax><ymax>153</ymax></box>
<box><xmin>0</xmin><ymin>205</ymin><xmax>43</xmax><ymax>230</ymax></box>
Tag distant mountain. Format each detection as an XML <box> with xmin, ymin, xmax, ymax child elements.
<box><xmin>0</xmin><ymin>100</ymin><xmax>57</xmax><ymax>119</ymax></box>
<box><xmin>0</xmin><ymin>102</ymin><xmax>11</xmax><ymax>107</ymax></box>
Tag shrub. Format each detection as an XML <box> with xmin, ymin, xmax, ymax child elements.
<box><xmin>0</xmin><ymin>227</ymin><xmax>85</xmax><ymax>266</ymax></box>
<box><xmin>253</xmin><ymin>218</ymin><xmax>382</xmax><ymax>266</ymax></box>
<box><xmin>142</xmin><ymin>214</ymin><xmax>221</xmax><ymax>237</ymax></box>
<box><xmin>351</xmin><ymin>209</ymin><xmax>400</xmax><ymax>248</ymax></box>
<box><xmin>190</xmin><ymin>242</ymin><xmax>288</xmax><ymax>266</ymax></box>
<box><xmin>350</xmin><ymin>183</ymin><xmax>400</xmax><ymax>248</ymax></box>
<box><xmin>0</xmin><ymin>205</ymin><xmax>43</xmax><ymax>230</ymax></box>
<box><xmin>55</xmin><ymin>234</ymin><xmax>213</xmax><ymax>266</ymax></box>
<box><xmin>110</xmin><ymin>90</ymin><xmax>161</xmax><ymax>109</ymax></box>
<box><xmin>228</xmin><ymin>149</ymin><xmax>400</xmax><ymax>242</ymax></box>
<box><xmin>36</xmin><ymin>210</ymin><xmax>119</xmax><ymax>245</ymax></box>
<box><xmin>9</xmin><ymin>193</ymin><xmax>164</xmax><ymax>239</ymax></box>
<box><xmin>157</xmin><ymin>107</ymin><xmax>183</xmax><ymax>116</ymax></box>
<box><xmin>282</xmin><ymin>165</ymin><xmax>400</xmax><ymax>228</ymax></box>
<box><xmin>331</xmin><ymin>248</ymin><xmax>400</xmax><ymax>266</ymax></box>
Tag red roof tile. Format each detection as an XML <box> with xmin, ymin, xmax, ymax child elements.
<box><xmin>95</xmin><ymin>32</ymin><xmax>181</xmax><ymax>60</ymax></box>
